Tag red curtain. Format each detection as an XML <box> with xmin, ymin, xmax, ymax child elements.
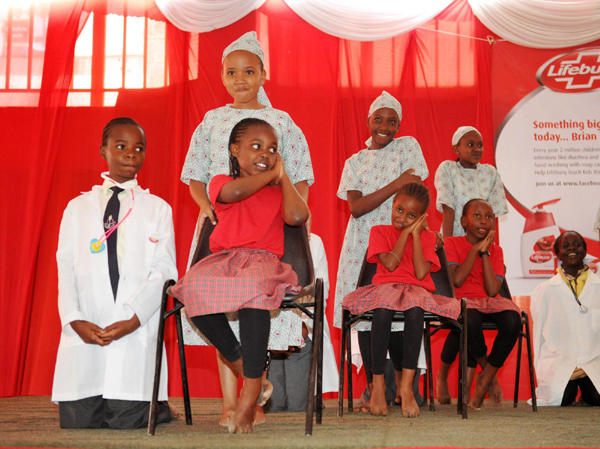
<box><xmin>2</xmin><ymin>0</ymin><xmax>521</xmax><ymax>399</ymax></box>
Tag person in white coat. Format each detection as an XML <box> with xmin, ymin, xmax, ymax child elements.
<box><xmin>52</xmin><ymin>118</ymin><xmax>178</xmax><ymax>428</ymax></box>
<box><xmin>530</xmin><ymin>230</ymin><xmax>600</xmax><ymax>406</ymax></box>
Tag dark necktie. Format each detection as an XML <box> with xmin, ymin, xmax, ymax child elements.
<box><xmin>104</xmin><ymin>186</ymin><xmax>124</xmax><ymax>300</ymax></box>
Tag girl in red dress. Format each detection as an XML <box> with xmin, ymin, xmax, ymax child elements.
<box><xmin>443</xmin><ymin>199</ymin><xmax>521</xmax><ymax>409</ymax></box>
<box><xmin>343</xmin><ymin>183</ymin><xmax>460</xmax><ymax>418</ymax></box>
<box><xmin>172</xmin><ymin>118</ymin><xmax>309</xmax><ymax>434</ymax></box>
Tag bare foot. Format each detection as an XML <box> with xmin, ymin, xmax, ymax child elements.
<box><xmin>487</xmin><ymin>375</ymin><xmax>503</xmax><ymax>404</ymax></box>
<box><xmin>400</xmin><ymin>368</ymin><xmax>420</xmax><ymax>418</ymax></box>
<box><xmin>469</xmin><ymin>373</ymin><xmax>486</xmax><ymax>410</ymax></box>
<box><xmin>219</xmin><ymin>409</ymin><xmax>234</xmax><ymax>427</ymax></box>
<box><xmin>168</xmin><ymin>402</ymin><xmax>181</xmax><ymax>420</ymax></box>
<box><xmin>436</xmin><ymin>374</ymin><xmax>451</xmax><ymax>405</ymax></box>
<box><xmin>369</xmin><ymin>375</ymin><xmax>388</xmax><ymax>417</ymax></box>
<box><xmin>257</xmin><ymin>379</ymin><xmax>273</xmax><ymax>406</ymax></box>
<box><xmin>228</xmin><ymin>379</ymin><xmax>261</xmax><ymax>434</ymax></box>
<box><xmin>253</xmin><ymin>405</ymin><xmax>265</xmax><ymax>425</ymax></box>
<box><xmin>356</xmin><ymin>400</ymin><xmax>371</xmax><ymax>413</ymax></box>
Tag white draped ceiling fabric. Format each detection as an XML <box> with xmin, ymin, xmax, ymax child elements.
<box><xmin>468</xmin><ymin>0</ymin><xmax>600</xmax><ymax>49</ymax></box>
<box><xmin>154</xmin><ymin>0</ymin><xmax>266</xmax><ymax>32</ymax></box>
<box><xmin>155</xmin><ymin>0</ymin><xmax>600</xmax><ymax>48</ymax></box>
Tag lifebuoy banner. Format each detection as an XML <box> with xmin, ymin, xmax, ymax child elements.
<box><xmin>493</xmin><ymin>43</ymin><xmax>600</xmax><ymax>295</ymax></box>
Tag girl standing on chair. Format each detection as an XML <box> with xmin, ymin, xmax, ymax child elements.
<box><xmin>171</xmin><ymin>118</ymin><xmax>309</xmax><ymax>434</ymax></box>
<box><xmin>443</xmin><ymin>199</ymin><xmax>521</xmax><ymax>410</ymax></box>
<box><xmin>343</xmin><ymin>183</ymin><xmax>460</xmax><ymax>418</ymax></box>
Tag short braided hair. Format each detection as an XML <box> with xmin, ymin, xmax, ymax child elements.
<box><xmin>101</xmin><ymin>117</ymin><xmax>144</xmax><ymax>147</ymax></box>
<box><xmin>394</xmin><ymin>182</ymin><xmax>430</xmax><ymax>212</ymax></box>
<box><xmin>228</xmin><ymin>118</ymin><xmax>274</xmax><ymax>179</ymax></box>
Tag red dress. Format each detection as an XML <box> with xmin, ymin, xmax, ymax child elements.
<box><xmin>171</xmin><ymin>175</ymin><xmax>299</xmax><ymax>317</ymax></box>
<box><xmin>342</xmin><ymin>226</ymin><xmax>460</xmax><ymax>319</ymax></box>
<box><xmin>444</xmin><ymin>236</ymin><xmax>520</xmax><ymax>314</ymax></box>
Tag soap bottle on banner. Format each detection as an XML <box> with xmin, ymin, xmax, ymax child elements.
<box><xmin>521</xmin><ymin>199</ymin><xmax>561</xmax><ymax>278</ymax></box>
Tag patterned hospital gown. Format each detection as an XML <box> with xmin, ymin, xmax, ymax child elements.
<box><xmin>181</xmin><ymin>105</ymin><xmax>314</xmax><ymax>350</ymax></box>
<box><xmin>434</xmin><ymin>161</ymin><xmax>508</xmax><ymax>237</ymax></box>
<box><xmin>333</xmin><ymin>136</ymin><xmax>429</xmax><ymax>332</ymax></box>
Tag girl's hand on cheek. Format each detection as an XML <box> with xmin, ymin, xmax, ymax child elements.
<box><xmin>412</xmin><ymin>214</ymin><xmax>428</xmax><ymax>236</ymax></box>
<box><xmin>269</xmin><ymin>154</ymin><xmax>284</xmax><ymax>185</ymax></box>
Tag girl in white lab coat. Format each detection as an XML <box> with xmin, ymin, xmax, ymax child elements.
<box><xmin>52</xmin><ymin>117</ymin><xmax>178</xmax><ymax>428</ymax></box>
<box><xmin>531</xmin><ymin>231</ymin><xmax>600</xmax><ymax>406</ymax></box>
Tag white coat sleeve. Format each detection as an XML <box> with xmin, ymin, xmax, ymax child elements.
<box><xmin>56</xmin><ymin>203</ymin><xmax>89</xmax><ymax>336</ymax></box>
<box><xmin>123</xmin><ymin>202</ymin><xmax>178</xmax><ymax>326</ymax></box>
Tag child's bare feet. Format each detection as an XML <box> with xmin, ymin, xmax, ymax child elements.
<box><xmin>253</xmin><ymin>405</ymin><xmax>265</xmax><ymax>425</ymax></box>
<box><xmin>219</xmin><ymin>409</ymin><xmax>233</xmax><ymax>427</ymax></box>
<box><xmin>168</xmin><ymin>402</ymin><xmax>181</xmax><ymax>419</ymax></box>
<box><xmin>228</xmin><ymin>378</ymin><xmax>262</xmax><ymax>434</ymax></box>
<box><xmin>369</xmin><ymin>375</ymin><xmax>388</xmax><ymax>416</ymax></box>
<box><xmin>400</xmin><ymin>368</ymin><xmax>420</xmax><ymax>418</ymax></box>
<box><xmin>487</xmin><ymin>375</ymin><xmax>503</xmax><ymax>404</ymax></box>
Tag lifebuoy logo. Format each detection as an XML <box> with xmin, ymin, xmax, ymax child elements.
<box><xmin>537</xmin><ymin>47</ymin><xmax>600</xmax><ymax>93</ymax></box>
<box><xmin>529</xmin><ymin>252</ymin><xmax>553</xmax><ymax>263</ymax></box>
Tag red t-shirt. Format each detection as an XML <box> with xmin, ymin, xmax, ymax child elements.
<box><xmin>444</xmin><ymin>236</ymin><xmax>504</xmax><ymax>299</ymax></box>
<box><xmin>209</xmin><ymin>175</ymin><xmax>284</xmax><ymax>258</ymax></box>
<box><xmin>367</xmin><ymin>225</ymin><xmax>440</xmax><ymax>293</ymax></box>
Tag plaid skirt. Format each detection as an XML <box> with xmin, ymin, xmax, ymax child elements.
<box><xmin>343</xmin><ymin>283</ymin><xmax>460</xmax><ymax>320</ymax></box>
<box><xmin>465</xmin><ymin>296</ymin><xmax>521</xmax><ymax>314</ymax></box>
<box><xmin>171</xmin><ymin>248</ymin><xmax>300</xmax><ymax>317</ymax></box>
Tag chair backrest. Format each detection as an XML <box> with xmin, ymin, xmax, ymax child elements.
<box><xmin>189</xmin><ymin>220</ymin><xmax>314</xmax><ymax>288</ymax></box>
<box><xmin>355</xmin><ymin>246</ymin><xmax>455</xmax><ymax>298</ymax></box>
<box><xmin>499</xmin><ymin>276</ymin><xmax>512</xmax><ymax>299</ymax></box>
<box><xmin>431</xmin><ymin>247</ymin><xmax>456</xmax><ymax>298</ymax></box>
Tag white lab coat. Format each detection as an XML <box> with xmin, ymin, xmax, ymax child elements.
<box><xmin>530</xmin><ymin>270</ymin><xmax>600</xmax><ymax>406</ymax></box>
<box><xmin>52</xmin><ymin>185</ymin><xmax>177</xmax><ymax>402</ymax></box>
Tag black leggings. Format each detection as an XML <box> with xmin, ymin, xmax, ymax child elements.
<box><xmin>191</xmin><ymin>308</ymin><xmax>270</xmax><ymax>379</ymax></box>
<box><xmin>358</xmin><ymin>307</ymin><xmax>424</xmax><ymax>380</ymax></box>
<box><xmin>440</xmin><ymin>310</ymin><xmax>521</xmax><ymax>369</ymax></box>
<box><xmin>561</xmin><ymin>377</ymin><xmax>600</xmax><ymax>406</ymax></box>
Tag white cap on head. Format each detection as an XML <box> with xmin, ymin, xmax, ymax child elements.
<box><xmin>222</xmin><ymin>31</ymin><xmax>271</xmax><ymax>108</ymax></box>
<box><xmin>368</xmin><ymin>91</ymin><xmax>402</xmax><ymax>121</ymax></box>
<box><xmin>452</xmin><ymin>126</ymin><xmax>481</xmax><ymax>146</ymax></box>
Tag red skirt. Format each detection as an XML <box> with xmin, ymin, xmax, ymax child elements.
<box><xmin>343</xmin><ymin>283</ymin><xmax>460</xmax><ymax>320</ymax></box>
<box><xmin>171</xmin><ymin>248</ymin><xmax>300</xmax><ymax>317</ymax></box>
<box><xmin>465</xmin><ymin>296</ymin><xmax>521</xmax><ymax>314</ymax></box>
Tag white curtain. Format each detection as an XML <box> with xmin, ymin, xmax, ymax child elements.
<box><xmin>468</xmin><ymin>0</ymin><xmax>600</xmax><ymax>49</ymax></box>
<box><xmin>154</xmin><ymin>0</ymin><xmax>265</xmax><ymax>33</ymax></box>
<box><xmin>283</xmin><ymin>0</ymin><xmax>454</xmax><ymax>41</ymax></box>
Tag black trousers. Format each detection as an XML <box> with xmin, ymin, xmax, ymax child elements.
<box><xmin>561</xmin><ymin>376</ymin><xmax>600</xmax><ymax>406</ymax></box>
<box><xmin>441</xmin><ymin>309</ymin><xmax>520</xmax><ymax>369</ymax></box>
<box><xmin>358</xmin><ymin>307</ymin><xmax>424</xmax><ymax>380</ymax></box>
<box><xmin>191</xmin><ymin>308</ymin><xmax>270</xmax><ymax>379</ymax></box>
<box><xmin>58</xmin><ymin>396</ymin><xmax>171</xmax><ymax>429</ymax></box>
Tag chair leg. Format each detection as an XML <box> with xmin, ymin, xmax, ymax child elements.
<box><xmin>424</xmin><ymin>323</ymin><xmax>435</xmax><ymax>411</ymax></box>
<box><xmin>147</xmin><ymin>280</ymin><xmax>171</xmax><ymax>436</ymax></box>
<box><xmin>174</xmin><ymin>298</ymin><xmax>192</xmax><ymax>425</ymax></box>
<box><xmin>304</xmin><ymin>285</ymin><xmax>322</xmax><ymax>436</ymax></box>
<box><xmin>337</xmin><ymin>310</ymin><xmax>347</xmax><ymax>418</ymax></box>
<box><xmin>346</xmin><ymin>312</ymin><xmax>354</xmax><ymax>413</ymax></box>
<box><xmin>460</xmin><ymin>299</ymin><xmax>468</xmax><ymax>419</ymax></box>
<box><xmin>316</xmin><ymin>279</ymin><xmax>324</xmax><ymax>425</ymax></box>
<box><xmin>523</xmin><ymin>312</ymin><xmax>538</xmax><ymax>412</ymax></box>
<box><xmin>514</xmin><ymin>320</ymin><xmax>524</xmax><ymax>408</ymax></box>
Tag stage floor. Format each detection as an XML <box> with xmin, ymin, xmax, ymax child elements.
<box><xmin>1</xmin><ymin>396</ymin><xmax>599</xmax><ymax>448</ymax></box>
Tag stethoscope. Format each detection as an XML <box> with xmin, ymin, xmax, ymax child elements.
<box><xmin>565</xmin><ymin>267</ymin><xmax>589</xmax><ymax>314</ymax></box>
<box><xmin>90</xmin><ymin>173</ymin><xmax>136</xmax><ymax>254</ymax></box>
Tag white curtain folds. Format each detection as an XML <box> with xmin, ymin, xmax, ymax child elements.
<box><xmin>283</xmin><ymin>0</ymin><xmax>454</xmax><ymax>41</ymax></box>
<box><xmin>154</xmin><ymin>0</ymin><xmax>265</xmax><ymax>32</ymax></box>
<box><xmin>468</xmin><ymin>0</ymin><xmax>600</xmax><ymax>49</ymax></box>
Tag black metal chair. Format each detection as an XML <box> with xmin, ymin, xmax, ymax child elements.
<box><xmin>337</xmin><ymin>247</ymin><xmax>469</xmax><ymax>419</ymax></box>
<box><xmin>148</xmin><ymin>221</ymin><xmax>325</xmax><ymax>436</ymax></box>
<box><xmin>480</xmin><ymin>279</ymin><xmax>537</xmax><ymax>411</ymax></box>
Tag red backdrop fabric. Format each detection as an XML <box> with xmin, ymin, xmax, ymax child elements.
<box><xmin>1</xmin><ymin>0</ymin><xmax>526</xmax><ymax>399</ymax></box>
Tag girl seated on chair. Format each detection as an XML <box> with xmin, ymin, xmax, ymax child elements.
<box><xmin>443</xmin><ymin>199</ymin><xmax>521</xmax><ymax>409</ymax></box>
<box><xmin>171</xmin><ymin>118</ymin><xmax>309</xmax><ymax>434</ymax></box>
<box><xmin>343</xmin><ymin>183</ymin><xmax>460</xmax><ymax>418</ymax></box>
